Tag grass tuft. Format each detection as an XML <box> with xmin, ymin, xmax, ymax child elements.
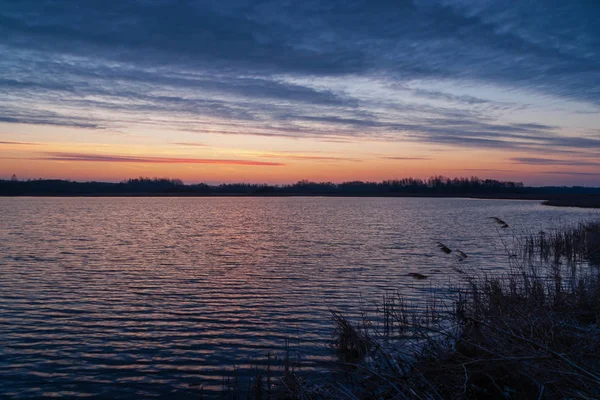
<box><xmin>320</xmin><ymin>218</ymin><xmax>600</xmax><ymax>399</ymax></box>
<box><xmin>214</xmin><ymin>219</ymin><xmax>600</xmax><ymax>399</ymax></box>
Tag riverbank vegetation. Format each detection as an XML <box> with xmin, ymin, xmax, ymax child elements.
<box><xmin>2</xmin><ymin>176</ymin><xmax>600</xmax><ymax>201</ymax></box>
<box><xmin>224</xmin><ymin>219</ymin><xmax>600</xmax><ymax>399</ymax></box>
<box><xmin>542</xmin><ymin>197</ymin><xmax>600</xmax><ymax>209</ymax></box>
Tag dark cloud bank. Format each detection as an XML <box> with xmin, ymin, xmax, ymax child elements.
<box><xmin>0</xmin><ymin>0</ymin><xmax>599</xmax><ymax>155</ymax></box>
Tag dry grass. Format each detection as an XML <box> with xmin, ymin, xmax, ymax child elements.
<box><xmin>303</xmin><ymin>218</ymin><xmax>600</xmax><ymax>399</ymax></box>
<box><xmin>542</xmin><ymin>197</ymin><xmax>600</xmax><ymax>209</ymax></box>
<box><xmin>215</xmin><ymin>219</ymin><xmax>600</xmax><ymax>399</ymax></box>
<box><xmin>523</xmin><ymin>221</ymin><xmax>600</xmax><ymax>266</ymax></box>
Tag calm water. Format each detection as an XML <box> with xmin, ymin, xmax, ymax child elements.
<box><xmin>0</xmin><ymin>197</ymin><xmax>596</xmax><ymax>398</ymax></box>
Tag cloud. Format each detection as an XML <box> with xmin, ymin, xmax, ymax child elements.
<box><xmin>257</xmin><ymin>153</ymin><xmax>360</xmax><ymax>162</ymax></box>
<box><xmin>34</xmin><ymin>152</ymin><xmax>284</xmax><ymax>166</ymax></box>
<box><xmin>412</xmin><ymin>89</ymin><xmax>491</xmax><ymax>105</ymax></box>
<box><xmin>462</xmin><ymin>168</ymin><xmax>516</xmax><ymax>173</ymax></box>
<box><xmin>171</xmin><ymin>142</ymin><xmax>207</xmax><ymax>147</ymax></box>
<box><xmin>0</xmin><ymin>115</ymin><xmax>103</xmax><ymax>129</ymax></box>
<box><xmin>381</xmin><ymin>156</ymin><xmax>431</xmax><ymax>160</ymax></box>
<box><xmin>0</xmin><ymin>0</ymin><xmax>598</xmax><ymax>160</ymax></box>
<box><xmin>0</xmin><ymin>141</ymin><xmax>38</xmax><ymax>145</ymax></box>
<box><xmin>541</xmin><ymin>171</ymin><xmax>600</xmax><ymax>177</ymax></box>
<box><xmin>2</xmin><ymin>0</ymin><xmax>597</xmax><ymax>101</ymax></box>
<box><xmin>510</xmin><ymin>157</ymin><xmax>600</xmax><ymax>167</ymax></box>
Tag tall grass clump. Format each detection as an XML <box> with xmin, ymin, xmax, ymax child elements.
<box><xmin>309</xmin><ymin>218</ymin><xmax>600</xmax><ymax>399</ymax></box>
<box><xmin>212</xmin><ymin>219</ymin><xmax>600</xmax><ymax>399</ymax></box>
<box><xmin>523</xmin><ymin>220</ymin><xmax>600</xmax><ymax>266</ymax></box>
<box><xmin>211</xmin><ymin>339</ymin><xmax>310</xmax><ymax>400</ymax></box>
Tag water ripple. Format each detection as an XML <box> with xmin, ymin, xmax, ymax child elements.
<box><xmin>0</xmin><ymin>197</ymin><xmax>595</xmax><ymax>398</ymax></box>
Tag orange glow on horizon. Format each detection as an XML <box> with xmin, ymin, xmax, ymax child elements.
<box><xmin>2</xmin><ymin>138</ymin><xmax>596</xmax><ymax>186</ymax></box>
<box><xmin>1</xmin><ymin>125</ymin><xmax>599</xmax><ymax>186</ymax></box>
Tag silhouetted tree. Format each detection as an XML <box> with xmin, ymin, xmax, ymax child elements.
<box><xmin>0</xmin><ymin>175</ymin><xmax>594</xmax><ymax>197</ymax></box>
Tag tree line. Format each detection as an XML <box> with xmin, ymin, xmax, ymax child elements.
<box><xmin>1</xmin><ymin>176</ymin><xmax>599</xmax><ymax>196</ymax></box>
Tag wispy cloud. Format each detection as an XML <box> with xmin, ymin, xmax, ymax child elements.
<box><xmin>0</xmin><ymin>115</ymin><xmax>103</xmax><ymax>129</ymax></box>
<box><xmin>257</xmin><ymin>153</ymin><xmax>360</xmax><ymax>162</ymax></box>
<box><xmin>541</xmin><ymin>171</ymin><xmax>600</xmax><ymax>177</ymax></box>
<box><xmin>510</xmin><ymin>157</ymin><xmax>600</xmax><ymax>167</ymax></box>
<box><xmin>171</xmin><ymin>142</ymin><xmax>207</xmax><ymax>147</ymax></box>
<box><xmin>462</xmin><ymin>168</ymin><xmax>516</xmax><ymax>173</ymax></box>
<box><xmin>2</xmin><ymin>0</ymin><xmax>598</xmax><ymax>104</ymax></box>
<box><xmin>0</xmin><ymin>141</ymin><xmax>38</xmax><ymax>145</ymax></box>
<box><xmin>0</xmin><ymin>0</ymin><xmax>598</xmax><ymax>166</ymax></box>
<box><xmin>381</xmin><ymin>156</ymin><xmax>432</xmax><ymax>161</ymax></box>
<box><xmin>35</xmin><ymin>152</ymin><xmax>284</xmax><ymax>166</ymax></box>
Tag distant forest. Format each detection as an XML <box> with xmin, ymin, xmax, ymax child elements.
<box><xmin>2</xmin><ymin>176</ymin><xmax>600</xmax><ymax>197</ymax></box>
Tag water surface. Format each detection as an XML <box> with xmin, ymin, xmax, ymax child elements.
<box><xmin>0</xmin><ymin>197</ymin><xmax>596</xmax><ymax>398</ymax></box>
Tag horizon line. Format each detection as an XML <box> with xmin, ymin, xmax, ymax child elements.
<box><xmin>3</xmin><ymin>175</ymin><xmax>600</xmax><ymax>188</ymax></box>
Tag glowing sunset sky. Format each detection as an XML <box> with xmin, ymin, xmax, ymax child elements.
<box><xmin>1</xmin><ymin>0</ymin><xmax>599</xmax><ymax>185</ymax></box>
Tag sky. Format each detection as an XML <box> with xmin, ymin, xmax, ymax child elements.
<box><xmin>1</xmin><ymin>0</ymin><xmax>599</xmax><ymax>185</ymax></box>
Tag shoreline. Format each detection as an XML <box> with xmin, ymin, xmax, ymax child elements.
<box><xmin>542</xmin><ymin>198</ymin><xmax>600</xmax><ymax>209</ymax></box>
<box><xmin>2</xmin><ymin>193</ymin><xmax>600</xmax><ymax>208</ymax></box>
<box><xmin>0</xmin><ymin>193</ymin><xmax>580</xmax><ymax>199</ymax></box>
<box><xmin>218</xmin><ymin>219</ymin><xmax>600</xmax><ymax>398</ymax></box>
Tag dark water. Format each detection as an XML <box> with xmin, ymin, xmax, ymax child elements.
<box><xmin>0</xmin><ymin>197</ymin><xmax>596</xmax><ymax>398</ymax></box>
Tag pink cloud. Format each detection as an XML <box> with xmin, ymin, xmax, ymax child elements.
<box><xmin>37</xmin><ymin>152</ymin><xmax>285</xmax><ymax>166</ymax></box>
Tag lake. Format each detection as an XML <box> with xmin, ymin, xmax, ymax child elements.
<box><xmin>0</xmin><ymin>197</ymin><xmax>596</xmax><ymax>398</ymax></box>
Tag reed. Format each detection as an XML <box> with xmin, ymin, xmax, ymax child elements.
<box><xmin>216</xmin><ymin>218</ymin><xmax>600</xmax><ymax>399</ymax></box>
<box><xmin>523</xmin><ymin>221</ymin><xmax>600</xmax><ymax>265</ymax></box>
<box><xmin>316</xmin><ymin>218</ymin><xmax>600</xmax><ymax>399</ymax></box>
